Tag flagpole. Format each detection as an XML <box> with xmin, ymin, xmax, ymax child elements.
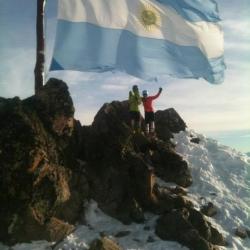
<box><xmin>34</xmin><ymin>0</ymin><xmax>46</xmax><ymax>95</ymax></box>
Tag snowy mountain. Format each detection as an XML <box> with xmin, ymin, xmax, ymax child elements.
<box><xmin>1</xmin><ymin>130</ymin><xmax>249</xmax><ymax>250</ymax></box>
<box><xmin>173</xmin><ymin>130</ymin><xmax>250</xmax><ymax>250</ymax></box>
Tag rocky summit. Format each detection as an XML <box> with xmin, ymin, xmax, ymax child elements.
<box><xmin>0</xmin><ymin>78</ymin><xmax>226</xmax><ymax>250</ymax></box>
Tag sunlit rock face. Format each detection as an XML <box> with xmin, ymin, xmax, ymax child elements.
<box><xmin>0</xmin><ymin>78</ymin><xmax>88</xmax><ymax>245</ymax></box>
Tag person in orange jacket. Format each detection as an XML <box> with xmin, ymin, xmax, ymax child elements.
<box><xmin>142</xmin><ymin>87</ymin><xmax>162</xmax><ymax>135</ymax></box>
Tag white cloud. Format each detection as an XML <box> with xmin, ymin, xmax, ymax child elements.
<box><xmin>153</xmin><ymin>66</ymin><xmax>250</xmax><ymax>133</ymax></box>
<box><xmin>47</xmin><ymin>71</ymin><xmax>97</xmax><ymax>85</ymax></box>
<box><xmin>223</xmin><ymin>19</ymin><xmax>250</xmax><ymax>39</ymax></box>
<box><xmin>101</xmin><ymin>84</ymin><xmax>128</xmax><ymax>91</ymax></box>
<box><xmin>226</xmin><ymin>60</ymin><xmax>250</xmax><ymax>70</ymax></box>
<box><xmin>0</xmin><ymin>48</ymin><xmax>35</xmax><ymax>98</ymax></box>
<box><xmin>225</xmin><ymin>42</ymin><xmax>250</xmax><ymax>52</ymax></box>
<box><xmin>239</xmin><ymin>134</ymin><xmax>250</xmax><ymax>138</ymax></box>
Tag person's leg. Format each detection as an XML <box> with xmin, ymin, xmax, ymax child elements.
<box><xmin>144</xmin><ymin>112</ymin><xmax>150</xmax><ymax>135</ymax></box>
<box><xmin>135</xmin><ymin>121</ymin><xmax>141</xmax><ymax>133</ymax></box>
<box><xmin>135</xmin><ymin>111</ymin><xmax>141</xmax><ymax>133</ymax></box>
<box><xmin>131</xmin><ymin>119</ymin><xmax>135</xmax><ymax>130</ymax></box>
<box><xmin>145</xmin><ymin>123</ymin><xmax>150</xmax><ymax>135</ymax></box>
<box><xmin>136</xmin><ymin>111</ymin><xmax>140</xmax><ymax>131</ymax></box>
<box><xmin>138</xmin><ymin>115</ymin><xmax>141</xmax><ymax>132</ymax></box>
<box><xmin>130</xmin><ymin>111</ymin><xmax>136</xmax><ymax>132</ymax></box>
<box><xmin>149</xmin><ymin>112</ymin><xmax>155</xmax><ymax>136</ymax></box>
<box><xmin>150</xmin><ymin>121</ymin><xmax>155</xmax><ymax>133</ymax></box>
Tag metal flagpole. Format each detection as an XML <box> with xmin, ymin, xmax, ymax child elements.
<box><xmin>34</xmin><ymin>0</ymin><xmax>46</xmax><ymax>95</ymax></box>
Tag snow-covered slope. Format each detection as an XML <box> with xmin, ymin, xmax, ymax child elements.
<box><xmin>173</xmin><ymin>130</ymin><xmax>250</xmax><ymax>250</ymax></box>
<box><xmin>1</xmin><ymin>130</ymin><xmax>249</xmax><ymax>250</ymax></box>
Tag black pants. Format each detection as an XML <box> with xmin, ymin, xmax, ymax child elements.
<box><xmin>130</xmin><ymin>111</ymin><xmax>140</xmax><ymax>122</ymax></box>
<box><xmin>145</xmin><ymin>112</ymin><xmax>154</xmax><ymax>124</ymax></box>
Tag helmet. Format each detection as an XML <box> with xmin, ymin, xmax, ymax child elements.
<box><xmin>132</xmin><ymin>85</ymin><xmax>138</xmax><ymax>91</ymax></box>
<box><xmin>142</xmin><ymin>90</ymin><xmax>148</xmax><ymax>96</ymax></box>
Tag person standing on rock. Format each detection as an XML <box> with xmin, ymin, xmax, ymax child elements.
<box><xmin>129</xmin><ymin>85</ymin><xmax>142</xmax><ymax>133</ymax></box>
<box><xmin>142</xmin><ymin>87</ymin><xmax>162</xmax><ymax>136</ymax></box>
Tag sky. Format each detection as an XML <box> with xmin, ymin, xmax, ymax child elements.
<box><xmin>0</xmin><ymin>0</ymin><xmax>250</xmax><ymax>152</ymax></box>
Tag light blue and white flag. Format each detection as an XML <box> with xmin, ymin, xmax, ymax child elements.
<box><xmin>50</xmin><ymin>0</ymin><xmax>225</xmax><ymax>84</ymax></box>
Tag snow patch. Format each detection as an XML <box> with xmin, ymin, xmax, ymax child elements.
<box><xmin>53</xmin><ymin>200</ymin><xmax>188</xmax><ymax>250</ymax></box>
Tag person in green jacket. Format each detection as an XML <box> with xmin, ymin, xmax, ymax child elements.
<box><xmin>129</xmin><ymin>85</ymin><xmax>142</xmax><ymax>132</ymax></box>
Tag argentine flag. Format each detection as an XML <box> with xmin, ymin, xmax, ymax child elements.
<box><xmin>50</xmin><ymin>0</ymin><xmax>225</xmax><ymax>84</ymax></box>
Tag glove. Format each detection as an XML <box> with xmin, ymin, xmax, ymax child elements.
<box><xmin>159</xmin><ymin>87</ymin><xmax>163</xmax><ymax>93</ymax></box>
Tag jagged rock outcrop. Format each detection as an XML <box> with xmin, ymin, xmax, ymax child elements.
<box><xmin>151</xmin><ymin>185</ymin><xmax>193</xmax><ymax>214</ymax></box>
<box><xmin>0</xmin><ymin>78</ymin><xmax>225</xmax><ymax>250</ymax></box>
<box><xmin>235</xmin><ymin>227</ymin><xmax>249</xmax><ymax>239</ymax></box>
<box><xmin>81</xmin><ymin>101</ymin><xmax>192</xmax><ymax>224</ymax></box>
<box><xmin>89</xmin><ymin>236</ymin><xmax>123</xmax><ymax>250</ymax></box>
<box><xmin>190</xmin><ymin>137</ymin><xmax>201</xmax><ymax>144</ymax></box>
<box><xmin>155</xmin><ymin>108</ymin><xmax>187</xmax><ymax>141</ymax></box>
<box><xmin>0</xmin><ymin>78</ymin><xmax>89</xmax><ymax>245</ymax></box>
<box><xmin>155</xmin><ymin>208</ymin><xmax>226</xmax><ymax>250</ymax></box>
<box><xmin>150</xmin><ymin>140</ymin><xmax>192</xmax><ymax>187</ymax></box>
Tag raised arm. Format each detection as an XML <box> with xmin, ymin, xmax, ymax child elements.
<box><xmin>151</xmin><ymin>87</ymin><xmax>163</xmax><ymax>100</ymax></box>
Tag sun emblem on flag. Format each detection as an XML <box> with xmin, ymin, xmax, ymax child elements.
<box><xmin>140</xmin><ymin>3</ymin><xmax>161</xmax><ymax>31</ymax></box>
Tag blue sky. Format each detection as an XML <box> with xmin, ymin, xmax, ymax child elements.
<box><xmin>0</xmin><ymin>0</ymin><xmax>250</xmax><ymax>152</ymax></box>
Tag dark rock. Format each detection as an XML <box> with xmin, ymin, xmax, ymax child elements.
<box><xmin>83</xmin><ymin>100</ymin><xmax>192</xmax><ymax>222</ymax></box>
<box><xmin>155</xmin><ymin>108</ymin><xmax>187</xmax><ymax>141</ymax></box>
<box><xmin>78</xmin><ymin>101</ymin><xmax>150</xmax><ymax>224</ymax></box>
<box><xmin>0</xmin><ymin>79</ymin><xmax>88</xmax><ymax>245</ymax></box>
<box><xmin>115</xmin><ymin>231</ymin><xmax>131</xmax><ymax>238</ymax></box>
<box><xmin>24</xmin><ymin>78</ymin><xmax>75</xmax><ymax>136</ymax></box>
<box><xmin>209</xmin><ymin>225</ymin><xmax>226</xmax><ymax>246</ymax></box>
<box><xmin>155</xmin><ymin>208</ymin><xmax>225</xmax><ymax>250</ymax></box>
<box><xmin>188</xmin><ymin>208</ymin><xmax>211</xmax><ymax>240</ymax></box>
<box><xmin>190</xmin><ymin>137</ymin><xmax>201</xmax><ymax>144</ymax></box>
<box><xmin>235</xmin><ymin>227</ymin><xmax>248</xmax><ymax>239</ymax></box>
<box><xmin>209</xmin><ymin>192</ymin><xmax>217</xmax><ymax>196</ymax></box>
<box><xmin>181</xmin><ymin>230</ymin><xmax>214</xmax><ymax>250</ymax></box>
<box><xmin>171</xmin><ymin>186</ymin><xmax>188</xmax><ymax>196</ymax></box>
<box><xmin>155</xmin><ymin>209</ymin><xmax>193</xmax><ymax>241</ymax></box>
<box><xmin>201</xmin><ymin>202</ymin><xmax>218</xmax><ymax>217</ymax></box>
<box><xmin>45</xmin><ymin>217</ymin><xmax>75</xmax><ymax>242</ymax></box>
<box><xmin>144</xmin><ymin>226</ymin><xmax>150</xmax><ymax>231</ymax></box>
<box><xmin>100</xmin><ymin>232</ymin><xmax>106</xmax><ymax>237</ymax></box>
<box><xmin>147</xmin><ymin>236</ymin><xmax>155</xmax><ymax>242</ymax></box>
<box><xmin>151</xmin><ymin>185</ymin><xmax>193</xmax><ymax>214</ymax></box>
<box><xmin>151</xmin><ymin>141</ymin><xmax>192</xmax><ymax>187</ymax></box>
<box><xmin>129</xmin><ymin>199</ymin><xmax>145</xmax><ymax>223</ymax></box>
<box><xmin>54</xmin><ymin>170</ymin><xmax>89</xmax><ymax>223</ymax></box>
<box><xmin>89</xmin><ymin>236</ymin><xmax>123</xmax><ymax>250</ymax></box>
<box><xmin>132</xmin><ymin>238</ymin><xmax>141</xmax><ymax>242</ymax></box>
